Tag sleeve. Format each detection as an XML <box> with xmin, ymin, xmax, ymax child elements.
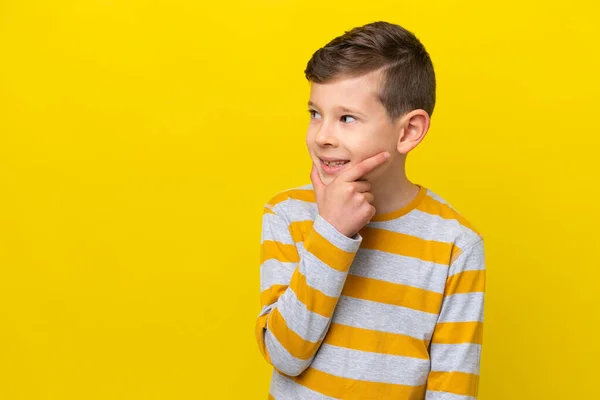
<box><xmin>425</xmin><ymin>238</ymin><xmax>486</xmax><ymax>400</ymax></box>
<box><xmin>254</xmin><ymin>203</ymin><xmax>362</xmax><ymax>377</ymax></box>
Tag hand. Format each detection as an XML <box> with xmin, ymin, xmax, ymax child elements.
<box><xmin>310</xmin><ymin>152</ymin><xmax>390</xmax><ymax>237</ymax></box>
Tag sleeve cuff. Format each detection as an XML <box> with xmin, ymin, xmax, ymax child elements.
<box><xmin>313</xmin><ymin>214</ymin><xmax>362</xmax><ymax>253</ymax></box>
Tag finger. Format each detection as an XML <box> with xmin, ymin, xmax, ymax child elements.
<box><xmin>341</xmin><ymin>151</ymin><xmax>390</xmax><ymax>182</ymax></box>
<box><xmin>363</xmin><ymin>192</ymin><xmax>375</xmax><ymax>203</ymax></box>
<box><xmin>350</xmin><ymin>180</ymin><xmax>372</xmax><ymax>193</ymax></box>
<box><xmin>310</xmin><ymin>163</ymin><xmax>325</xmax><ymax>194</ymax></box>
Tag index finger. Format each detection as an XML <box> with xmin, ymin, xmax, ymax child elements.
<box><xmin>341</xmin><ymin>151</ymin><xmax>390</xmax><ymax>182</ymax></box>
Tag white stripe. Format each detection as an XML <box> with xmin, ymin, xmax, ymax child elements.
<box><xmin>312</xmin><ymin>214</ymin><xmax>361</xmax><ymax>252</ymax></box>
<box><xmin>278</xmin><ymin>288</ymin><xmax>330</xmax><ymax>343</ymax></box>
<box><xmin>261</xmin><ymin>212</ymin><xmax>295</xmax><ymax>244</ymax></box>
<box><xmin>260</xmin><ymin>259</ymin><xmax>295</xmax><ymax>291</ymax></box>
<box><xmin>350</xmin><ymin>249</ymin><xmax>448</xmax><ymax>294</ymax></box>
<box><xmin>438</xmin><ymin>292</ymin><xmax>484</xmax><ymax>323</ymax></box>
<box><xmin>368</xmin><ymin>209</ymin><xmax>478</xmax><ymax>246</ymax></box>
<box><xmin>296</xmin><ymin>183</ymin><xmax>314</xmax><ymax>190</ymax></box>
<box><xmin>272</xmin><ymin>199</ymin><xmax>316</xmax><ymax>222</ymax></box>
<box><xmin>297</xmin><ymin>243</ymin><xmax>348</xmax><ymax>298</ymax></box>
<box><xmin>425</xmin><ymin>390</ymin><xmax>476</xmax><ymax>400</ymax></box>
<box><xmin>449</xmin><ymin>239</ymin><xmax>485</xmax><ymax>275</ymax></box>
<box><xmin>333</xmin><ymin>296</ymin><xmax>438</xmax><ymax>340</ymax></box>
<box><xmin>311</xmin><ymin>343</ymin><xmax>430</xmax><ymax>386</ymax></box>
<box><xmin>429</xmin><ymin>343</ymin><xmax>481</xmax><ymax>375</ymax></box>
<box><xmin>265</xmin><ymin>326</ymin><xmax>309</xmax><ymax>375</ymax></box>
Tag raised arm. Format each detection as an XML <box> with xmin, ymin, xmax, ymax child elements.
<box><xmin>255</xmin><ymin>205</ymin><xmax>361</xmax><ymax>376</ymax></box>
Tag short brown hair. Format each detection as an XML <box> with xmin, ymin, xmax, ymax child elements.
<box><xmin>304</xmin><ymin>21</ymin><xmax>436</xmax><ymax>119</ymax></box>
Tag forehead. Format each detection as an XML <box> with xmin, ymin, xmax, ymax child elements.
<box><xmin>309</xmin><ymin>70</ymin><xmax>384</xmax><ymax>111</ymax></box>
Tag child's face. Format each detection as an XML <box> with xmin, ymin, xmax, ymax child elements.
<box><xmin>305</xmin><ymin>69</ymin><xmax>403</xmax><ymax>185</ymax></box>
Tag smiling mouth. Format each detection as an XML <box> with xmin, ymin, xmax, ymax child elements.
<box><xmin>321</xmin><ymin>159</ymin><xmax>349</xmax><ymax>167</ymax></box>
<box><xmin>319</xmin><ymin>158</ymin><xmax>350</xmax><ymax>174</ymax></box>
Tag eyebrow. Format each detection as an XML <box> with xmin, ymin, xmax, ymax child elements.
<box><xmin>308</xmin><ymin>101</ymin><xmax>366</xmax><ymax>118</ymax></box>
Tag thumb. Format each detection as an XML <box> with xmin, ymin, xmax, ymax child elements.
<box><xmin>310</xmin><ymin>163</ymin><xmax>325</xmax><ymax>195</ymax></box>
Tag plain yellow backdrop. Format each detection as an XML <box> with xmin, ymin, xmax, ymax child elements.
<box><xmin>1</xmin><ymin>1</ymin><xmax>599</xmax><ymax>399</ymax></box>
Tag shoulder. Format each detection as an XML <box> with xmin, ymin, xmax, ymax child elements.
<box><xmin>263</xmin><ymin>183</ymin><xmax>317</xmax><ymax>221</ymax></box>
<box><xmin>418</xmin><ymin>187</ymin><xmax>484</xmax><ymax>250</ymax></box>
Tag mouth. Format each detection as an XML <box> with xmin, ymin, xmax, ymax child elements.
<box><xmin>319</xmin><ymin>158</ymin><xmax>350</xmax><ymax>174</ymax></box>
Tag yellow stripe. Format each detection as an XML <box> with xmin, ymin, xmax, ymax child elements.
<box><xmin>261</xmin><ymin>240</ymin><xmax>299</xmax><ymax>264</ymax></box>
<box><xmin>304</xmin><ymin>228</ymin><xmax>355</xmax><ymax>272</ymax></box>
<box><xmin>292</xmin><ymin>367</ymin><xmax>426</xmax><ymax>399</ymax></box>
<box><xmin>260</xmin><ymin>284</ymin><xmax>288</xmax><ymax>307</ymax></box>
<box><xmin>290</xmin><ymin>270</ymin><xmax>339</xmax><ymax>318</ymax></box>
<box><xmin>267</xmin><ymin>189</ymin><xmax>316</xmax><ymax>207</ymax></box>
<box><xmin>267</xmin><ymin>394</ymin><xmax>275</xmax><ymax>400</ymax></box>
<box><xmin>263</xmin><ymin>207</ymin><xmax>276</xmax><ymax>215</ymax></box>
<box><xmin>324</xmin><ymin>323</ymin><xmax>430</xmax><ymax>360</ymax></box>
<box><xmin>342</xmin><ymin>274</ymin><xmax>443</xmax><ymax>314</ymax></box>
<box><xmin>431</xmin><ymin>321</ymin><xmax>483</xmax><ymax>344</ymax></box>
<box><xmin>359</xmin><ymin>227</ymin><xmax>454</xmax><ymax>265</ymax></box>
<box><xmin>417</xmin><ymin>195</ymin><xmax>482</xmax><ymax>237</ymax></box>
<box><xmin>289</xmin><ymin>220</ymin><xmax>313</xmax><ymax>244</ymax></box>
<box><xmin>445</xmin><ymin>269</ymin><xmax>486</xmax><ymax>296</ymax></box>
<box><xmin>268</xmin><ymin>307</ymin><xmax>321</xmax><ymax>360</ymax></box>
<box><xmin>427</xmin><ymin>370</ymin><xmax>480</xmax><ymax>397</ymax></box>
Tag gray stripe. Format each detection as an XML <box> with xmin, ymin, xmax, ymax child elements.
<box><xmin>429</xmin><ymin>343</ymin><xmax>481</xmax><ymax>375</ymax></box>
<box><xmin>438</xmin><ymin>293</ymin><xmax>484</xmax><ymax>323</ymax></box>
<box><xmin>296</xmin><ymin>183</ymin><xmax>314</xmax><ymax>191</ymax></box>
<box><xmin>265</xmin><ymin>325</ymin><xmax>311</xmax><ymax>376</ymax></box>
<box><xmin>449</xmin><ymin>239</ymin><xmax>485</xmax><ymax>275</ymax></box>
<box><xmin>350</xmin><ymin>249</ymin><xmax>448</xmax><ymax>294</ymax></box>
<box><xmin>333</xmin><ymin>296</ymin><xmax>438</xmax><ymax>340</ymax></box>
<box><xmin>260</xmin><ymin>260</ymin><xmax>296</xmax><ymax>292</ymax></box>
<box><xmin>274</xmin><ymin>200</ymin><xmax>362</xmax><ymax>252</ymax></box>
<box><xmin>312</xmin><ymin>214</ymin><xmax>361</xmax><ymax>252</ymax></box>
<box><xmin>425</xmin><ymin>390</ymin><xmax>476</xmax><ymax>400</ymax></box>
<box><xmin>261</xmin><ymin>212</ymin><xmax>295</xmax><ymax>245</ymax></box>
<box><xmin>297</xmin><ymin>243</ymin><xmax>348</xmax><ymax>298</ymax></box>
<box><xmin>368</xmin><ymin>209</ymin><xmax>479</xmax><ymax>248</ymax></box>
<box><xmin>275</xmin><ymin>199</ymin><xmax>317</xmax><ymax>222</ymax></box>
<box><xmin>311</xmin><ymin>343</ymin><xmax>430</xmax><ymax>386</ymax></box>
<box><xmin>278</xmin><ymin>288</ymin><xmax>330</xmax><ymax>343</ymax></box>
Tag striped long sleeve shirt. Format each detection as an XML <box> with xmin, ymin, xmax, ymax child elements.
<box><xmin>255</xmin><ymin>183</ymin><xmax>485</xmax><ymax>400</ymax></box>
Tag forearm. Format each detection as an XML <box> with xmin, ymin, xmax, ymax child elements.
<box><xmin>256</xmin><ymin>213</ymin><xmax>361</xmax><ymax>376</ymax></box>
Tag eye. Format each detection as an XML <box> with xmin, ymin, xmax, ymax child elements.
<box><xmin>309</xmin><ymin>110</ymin><xmax>322</xmax><ymax>119</ymax></box>
<box><xmin>341</xmin><ymin>115</ymin><xmax>357</xmax><ymax>123</ymax></box>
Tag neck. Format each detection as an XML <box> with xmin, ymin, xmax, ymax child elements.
<box><xmin>369</xmin><ymin>157</ymin><xmax>420</xmax><ymax>216</ymax></box>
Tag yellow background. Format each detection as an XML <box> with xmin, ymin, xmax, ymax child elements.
<box><xmin>1</xmin><ymin>1</ymin><xmax>598</xmax><ymax>399</ymax></box>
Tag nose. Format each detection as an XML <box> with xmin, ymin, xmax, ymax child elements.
<box><xmin>314</xmin><ymin>122</ymin><xmax>338</xmax><ymax>147</ymax></box>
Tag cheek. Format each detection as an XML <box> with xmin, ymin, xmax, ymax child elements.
<box><xmin>306</xmin><ymin>129</ymin><xmax>316</xmax><ymax>146</ymax></box>
<box><xmin>356</xmin><ymin>127</ymin><xmax>396</xmax><ymax>151</ymax></box>
<box><xmin>305</xmin><ymin>134</ymin><xmax>314</xmax><ymax>153</ymax></box>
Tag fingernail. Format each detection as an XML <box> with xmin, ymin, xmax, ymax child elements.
<box><xmin>384</xmin><ymin>152</ymin><xmax>390</xmax><ymax>159</ymax></box>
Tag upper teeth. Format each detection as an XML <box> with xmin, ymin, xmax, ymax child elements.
<box><xmin>324</xmin><ymin>160</ymin><xmax>348</xmax><ymax>166</ymax></box>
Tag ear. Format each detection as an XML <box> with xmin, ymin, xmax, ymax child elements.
<box><xmin>395</xmin><ymin>109</ymin><xmax>431</xmax><ymax>154</ymax></box>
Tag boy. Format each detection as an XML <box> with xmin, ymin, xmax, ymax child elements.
<box><xmin>255</xmin><ymin>21</ymin><xmax>485</xmax><ymax>400</ymax></box>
